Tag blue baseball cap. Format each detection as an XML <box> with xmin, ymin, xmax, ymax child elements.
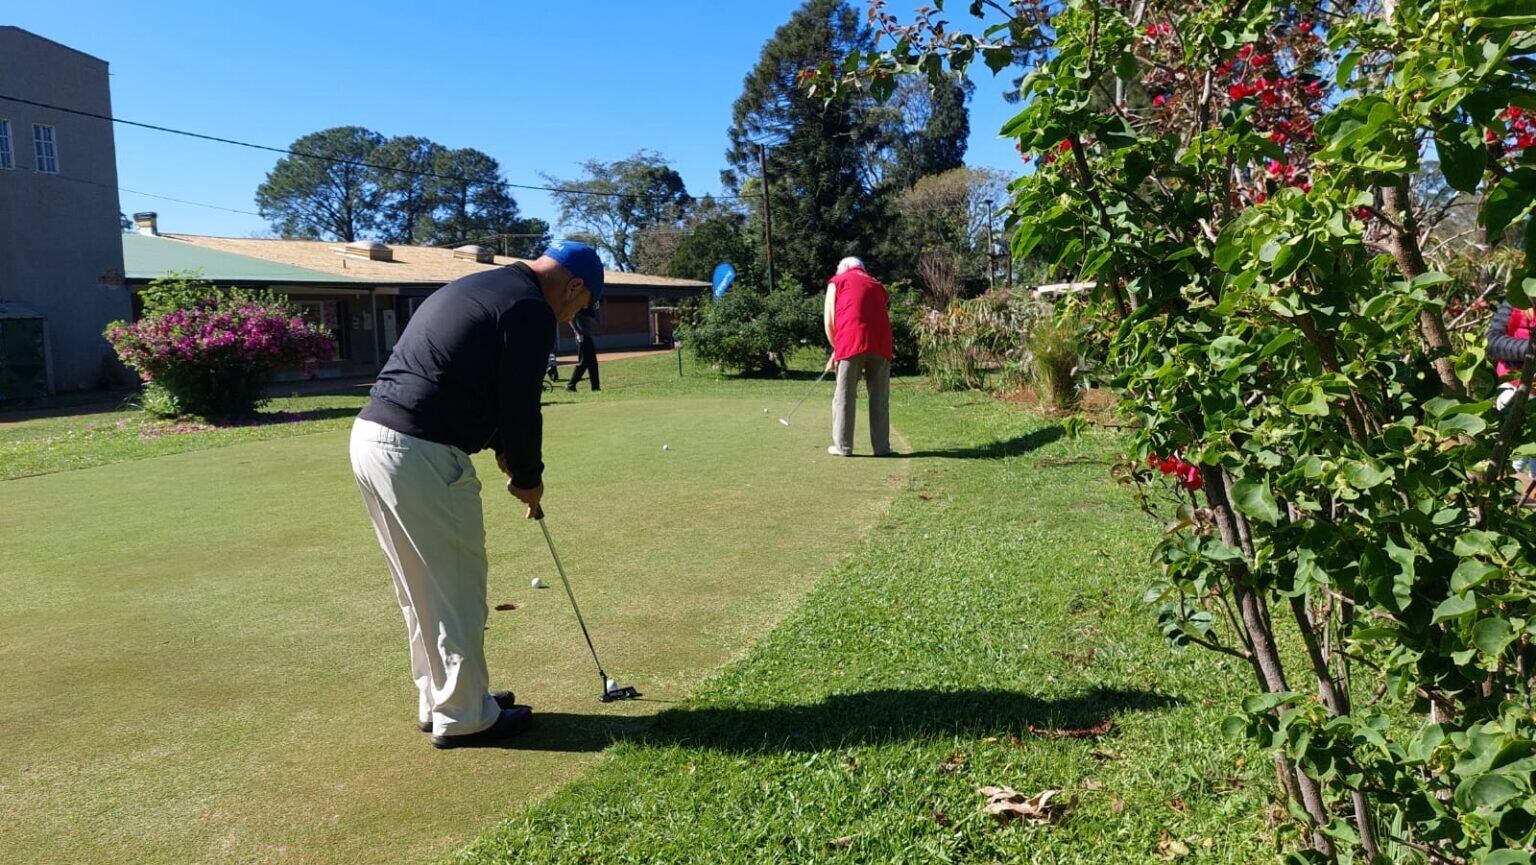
<box><xmin>542</xmin><ymin>240</ymin><xmax>605</xmax><ymax>310</ymax></box>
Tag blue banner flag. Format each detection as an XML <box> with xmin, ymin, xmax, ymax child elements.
<box><xmin>711</xmin><ymin>263</ymin><xmax>737</xmax><ymax>298</ymax></box>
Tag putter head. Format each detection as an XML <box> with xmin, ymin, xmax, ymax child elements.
<box><xmin>777</xmin><ymin>418</ymin><xmax>790</xmax><ymax>427</ymax></box>
<box><xmin>600</xmin><ymin>684</ymin><xmax>642</xmax><ymax>703</ymax></box>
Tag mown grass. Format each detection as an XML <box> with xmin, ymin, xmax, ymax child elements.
<box><xmin>1</xmin><ymin>365</ymin><xmax>910</xmax><ymax>865</ymax></box>
<box><xmin>454</xmin><ymin>386</ymin><xmax>1281</xmax><ymax>864</ymax></box>
<box><xmin>0</xmin><ymin>352</ymin><xmax>761</xmax><ymax>480</ymax></box>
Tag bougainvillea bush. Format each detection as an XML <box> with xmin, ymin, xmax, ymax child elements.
<box><xmin>823</xmin><ymin>0</ymin><xmax>1536</xmax><ymax>861</ymax></box>
<box><xmin>106</xmin><ymin>278</ymin><xmax>333</xmax><ymax>419</ymax></box>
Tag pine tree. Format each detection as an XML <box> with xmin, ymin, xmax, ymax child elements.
<box><xmin>724</xmin><ymin>0</ymin><xmax>880</xmax><ymax>290</ymax></box>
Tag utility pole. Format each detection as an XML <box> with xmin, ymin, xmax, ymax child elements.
<box><xmin>984</xmin><ymin>198</ymin><xmax>996</xmax><ymax>291</ymax></box>
<box><xmin>759</xmin><ymin>143</ymin><xmax>776</xmax><ymax>293</ymax></box>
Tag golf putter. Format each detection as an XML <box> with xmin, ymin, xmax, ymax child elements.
<box><xmin>532</xmin><ymin>505</ymin><xmax>641</xmax><ymax>703</ymax></box>
<box><xmin>778</xmin><ymin>367</ymin><xmax>832</xmax><ymax>427</ymax></box>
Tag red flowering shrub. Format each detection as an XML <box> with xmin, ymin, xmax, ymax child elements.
<box><xmin>105</xmin><ymin>280</ymin><xmax>333</xmax><ymax>419</ymax></box>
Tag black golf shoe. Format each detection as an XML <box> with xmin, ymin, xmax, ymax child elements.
<box><xmin>418</xmin><ymin>690</ymin><xmax>516</xmax><ymax>733</ymax></box>
<box><xmin>430</xmin><ymin>705</ymin><xmax>533</xmax><ymax>749</ymax></box>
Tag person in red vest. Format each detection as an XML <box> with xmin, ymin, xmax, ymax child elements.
<box><xmin>823</xmin><ymin>256</ymin><xmax>894</xmax><ymax>457</ymax></box>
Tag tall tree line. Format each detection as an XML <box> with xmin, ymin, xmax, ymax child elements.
<box><xmin>255</xmin><ymin>126</ymin><xmax>549</xmax><ymax>255</ymax></box>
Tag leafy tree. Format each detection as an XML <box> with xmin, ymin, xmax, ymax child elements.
<box><xmin>894</xmin><ymin>167</ymin><xmax>1013</xmax><ymax>303</ymax></box>
<box><xmin>724</xmin><ymin>0</ymin><xmax>885</xmax><ymax>290</ymax></box>
<box><xmin>676</xmin><ymin>286</ymin><xmax>821</xmax><ymax>375</ymax></box>
<box><xmin>880</xmin><ymin>75</ymin><xmax>972</xmax><ymax>191</ymax></box>
<box><xmin>836</xmin><ymin>0</ymin><xmax>1536</xmax><ymax>862</ymax></box>
<box><xmin>544</xmin><ymin>150</ymin><xmax>692</xmax><ymax>271</ymax></box>
<box><xmin>372</xmin><ymin>136</ymin><xmax>448</xmax><ymax>245</ymax></box>
<box><xmin>255</xmin><ymin>126</ymin><xmax>386</xmax><ymax>241</ymax></box>
<box><xmin>657</xmin><ymin>197</ymin><xmax>761</xmax><ymax>285</ymax></box>
<box><xmin>419</xmin><ymin>147</ymin><xmax>528</xmax><ymax>248</ymax></box>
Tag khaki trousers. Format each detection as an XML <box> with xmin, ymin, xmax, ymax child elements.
<box><xmin>349</xmin><ymin>418</ymin><xmax>501</xmax><ymax>736</ymax></box>
<box><xmin>832</xmin><ymin>352</ymin><xmax>891</xmax><ymax>456</ymax></box>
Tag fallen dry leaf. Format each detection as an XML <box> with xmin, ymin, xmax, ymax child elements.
<box><xmin>1028</xmin><ymin>718</ymin><xmax>1113</xmax><ymax>740</ymax></box>
<box><xmin>940</xmin><ymin>753</ymin><xmax>967</xmax><ymax>773</ymax></box>
<box><xmin>1111</xmin><ymin>796</ymin><xmax>1127</xmax><ymax>815</ymax></box>
<box><xmin>931</xmin><ymin>809</ymin><xmax>953</xmax><ymax>828</ymax></box>
<box><xmin>493</xmin><ymin>603</ymin><xmax>518</xmax><ymax>612</ymax></box>
<box><xmin>978</xmin><ymin>786</ymin><xmax>1069</xmax><ymax>825</ymax></box>
<box><xmin>981</xmin><ymin>736</ymin><xmax>1000</xmax><ymax>744</ymax></box>
<box><xmin>1090</xmin><ymin>747</ymin><xmax>1121</xmax><ymax>761</ymax></box>
<box><xmin>1082</xmin><ymin>779</ymin><xmax>1104</xmax><ymax>791</ymax></box>
<box><xmin>829</xmin><ymin>836</ymin><xmax>853</xmax><ymax>848</ymax></box>
<box><xmin>1157</xmin><ymin>831</ymin><xmax>1191</xmax><ymax>859</ymax></box>
<box><xmin>1169</xmin><ymin>798</ymin><xmax>1187</xmax><ymax>812</ymax></box>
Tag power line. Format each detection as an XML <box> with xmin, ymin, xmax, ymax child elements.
<box><xmin>31</xmin><ymin>165</ymin><xmax>265</xmax><ymax>216</ymax></box>
<box><xmin>0</xmin><ymin>92</ymin><xmax>753</xmax><ymax>202</ymax></box>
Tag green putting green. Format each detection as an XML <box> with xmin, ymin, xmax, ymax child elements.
<box><xmin>0</xmin><ymin>395</ymin><xmax>906</xmax><ymax>865</ymax></box>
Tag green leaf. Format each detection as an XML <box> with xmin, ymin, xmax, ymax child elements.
<box><xmin>1231</xmin><ymin>477</ymin><xmax>1282</xmax><ymax>524</ymax></box>
<box><xmin>1286</xmin><ymin>384</ymin><xmax>1330</xmax><ymax>417</ymax></box>
<box><xmin>1473</xmin><ymin>617</ymin><xmax>1517</xmax><ymax>656</ymax></box>
<box><xmin>1436</xmin><ymin>122</ymin><xmax>1488</xmax><ymax>193</ymax></box>
<box><xmin>1482</xmin><ymin>169</ymin><xmax>1536</xmax><ymax>235</ymax></box>
<box><xmin>1437</xmin><ymin>413</ymin><xmax>1488</xmax><ymax>436</ymax></box>
<box><xmin>1432</xmin><ymin>592</ymin><xmax>1478</xmax><ymax>623</ymax></box>
<box><xmin>1453</xmin><ymin>560</ymin><xmax>1501</xmax><ymax>593</ymax></box>
<box><xmin>1339</xmin><ymin>459</ymin><xmax>1393</xmax><ymax>490</ymax></box>
<box><xmin>1483</xmin><ymin>850</ymin><xmax>1535</xmax><ymax>865</ymax></box>
<box><xmin>1456</xmin><ymin>772</ymin><xmax>1521</xmax><ymax>811</ymax></box>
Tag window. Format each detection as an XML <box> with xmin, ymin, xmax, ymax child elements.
<box><xmin>0</xmin><ymin>119</ymin><xmax>12</xmax><ymax>169</ymax></box>
<box><xmin>33</xmin><ymin>124</ymin><xmax>57</xmax><ymax>173</ymax></box>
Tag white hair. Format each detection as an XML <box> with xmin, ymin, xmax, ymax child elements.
<box><xmin>836</xmin><ymin>256</ymin><xmax>865</xmax><ymax>275</ymax></box>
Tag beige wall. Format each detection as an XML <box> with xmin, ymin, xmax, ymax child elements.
<box><xmin>0</xmin><ymin>28</ymin><xmax>131</xmax><ymax>392</ymax></box>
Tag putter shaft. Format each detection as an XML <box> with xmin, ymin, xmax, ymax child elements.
<box><xmin>779</xmin><ymin>368</ymin><xmax>831</xmax><ymax>426</ymax></box>
<box><xmin>533</xmin><ymin>507</ymin><xmax>640</xmax><ymax>701</ymax></box>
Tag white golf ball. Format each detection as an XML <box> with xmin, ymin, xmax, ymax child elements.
<box><xmin>763</xmin><ymin>408</ymin><xmax>769</xmax><ymax>413</ymax></box>
<box><xmin>662</xmin><ymin>444</ymin><xmax>671</xmax><ymax>451</ymax></box>
<box><xmin>531</xmin><ymin>577</ymin><xmax>545</xmax><ymax>589</ymax></box>
<box><xmin>605</xmin><ymin>678</ymin><xmax>617</xmax><ymax>691</ymax></box>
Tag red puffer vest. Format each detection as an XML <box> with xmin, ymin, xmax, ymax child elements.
<box><xmin>829</xmin><ymin>268</ymin><xmax>893</xmax><ymax>362</ymax></box>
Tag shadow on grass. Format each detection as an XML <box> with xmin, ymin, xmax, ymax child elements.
<box><xmin>877</xmin><ymin>425</ymin><xmax>1065</xmax><ymax>460</ymax></box>
<box><xmin>487</xmin><ymin>686</ymin><xmax>1177</xmax><ymax>753</ymax></box>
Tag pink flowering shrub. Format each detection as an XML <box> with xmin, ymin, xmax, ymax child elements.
<box><xmin>105</xmin><ymin>279</ymin><xmax>333</xmax><ymax>419</ymax></box>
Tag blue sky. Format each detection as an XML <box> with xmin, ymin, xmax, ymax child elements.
<box><xmin>9</xmin><ymin>1</ymin><xmax>1023</xmax><ymax>239</ymax></box>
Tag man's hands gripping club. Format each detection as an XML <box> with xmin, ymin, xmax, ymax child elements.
<box><xmin>496</xmin><ymin>452</ymin><xmax>543</xmax><ymax>519</ymax></box>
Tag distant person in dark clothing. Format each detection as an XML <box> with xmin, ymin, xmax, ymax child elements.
<box><xmin>566</xmin><ymin>307</ymin><xmax>601</xmax><ymax>392</ymax></box>
<box><xmin>350</xmin><ymin>240</ymin><xmax>604</xmax><ymax>749</ymax></box>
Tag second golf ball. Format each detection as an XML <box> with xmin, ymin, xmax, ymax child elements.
<box><xmin>662</xmin><ymin>444</ymin><xmax>671</xmax><ymax>451</ymax></box>
<box><xmin>531</xmin><ymin>577</ymin><xmax>545</xmax><ymax>589</ymax></box>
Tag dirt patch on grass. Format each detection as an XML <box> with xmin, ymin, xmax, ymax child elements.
<box><xmin>998</xmin><ymin>386</ymin><xmax>1124</xmax><ymax>425</ymax></box>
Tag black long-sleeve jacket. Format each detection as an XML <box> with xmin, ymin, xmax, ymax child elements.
<box><xmin>1487</xmin><ymin>301</ymin><xmax>1530</xmax><ymax>369</ymax></box>
<box><xmin>359</xmin><ymin>263</ymin><xmax>555</xmax><ymax>489</ymax></box>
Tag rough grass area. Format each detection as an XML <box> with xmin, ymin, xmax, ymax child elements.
<box><xmin>455</xmin><ymin>387</ymin><xmax>1279</xmax><ymax>864</ymax></box>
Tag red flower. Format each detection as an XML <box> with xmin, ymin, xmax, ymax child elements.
<box><xmin>1228</xmin><ymin>83</ymin><xmax>1252</xmax><ymax>100</ymax></box>
<box><xmin>1299</xmin><ymin>20</ymin><xmax>1314</xmax><ymax>33</ymax></box>
<box><xmin>1153</xmin><ymin>93</ymin><xmax>1169</xmax><ymax>107</ymax></box>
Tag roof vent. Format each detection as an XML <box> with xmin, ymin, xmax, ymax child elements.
<box><xmin>133</xmin><ymin>212</ymin><xmax>159</xmax><ymax>236</ymax></box>
<box><xmin>344</xmin><ymin>240</ymin><xmax>393</xmax><ymax>262</ymax></box>
<box><xmin>453</xmin><ymin>244</ymin><xmax>495</xmax><ymax>264</ymax></box>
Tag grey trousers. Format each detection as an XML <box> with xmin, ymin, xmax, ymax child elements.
<box><xmin>832</xmin><ymin>352</ymin><xmax>891</xmax><ymax>455</ymax></box>
<box><xmin>350</xmin><ymin>419</ymin><xmax>502</xmax><ymax>736</ymax></box>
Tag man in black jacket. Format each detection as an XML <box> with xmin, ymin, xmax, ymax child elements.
<box><xmin>350</xmin><ymin>241</ymin><xmax>603</xmax><ymax>748</ymax></box>
<box><xmin>565</xmin><ymin>308</ymin><xmax>601</xmax><ymax>392</ymax></box>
